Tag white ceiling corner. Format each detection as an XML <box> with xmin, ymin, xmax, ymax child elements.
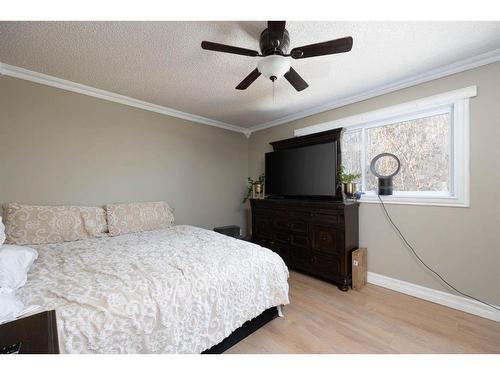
<box><xmin>0</xmin><ymin>21</ymin><xmax>499</xmax><ymax>134</ymax></box>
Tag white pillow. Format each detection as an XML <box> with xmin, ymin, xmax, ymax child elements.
<box><xmin>0</xmin><ymin>288</ymin><xmax>24</xmax><ymax>324</ymax></box>
<box><xmin>0</xmin><ymin>244</ymin><xmax>38</xmax><ymax>290</ymax></box>
<box><xmin>0</xmin><ymin>216</ymin><xmax>5</xmax><ymax>246</ymax></box>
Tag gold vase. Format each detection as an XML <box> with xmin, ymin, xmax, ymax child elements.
<box><xmin>342</xmin><ymin>182</ymin><xmax>358</xmax><ymax>198</ymax></box>
<box><xmin>252</xmin><ymin>182</ymin><xmax>264</xmax><ymax>199</ymax></box>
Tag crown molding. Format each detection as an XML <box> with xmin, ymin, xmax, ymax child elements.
<box><xmin>3</xmin><ymin>47</ymin><xmax>500</xmax><ymax>137</ymax></box>
<box><xmin>247</xmin><ymin>47</ymin><xmax>500</xmax><ymax>134</ymax></box>
<box><xmin>0</xmin><ymin>62</ymin><xmax>248</xmax><ymax>135</ymax></box>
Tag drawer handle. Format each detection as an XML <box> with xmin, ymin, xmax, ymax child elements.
<box><xmin>320</xmin><ymin>233</ymin><xmax>329</xmax><ymax>241</ymax></box>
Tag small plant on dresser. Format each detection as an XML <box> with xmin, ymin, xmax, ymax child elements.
<box><xmin>242</xmin><ymin>174</ymin><xmax>265</xmax><ymax>203</ymax></box>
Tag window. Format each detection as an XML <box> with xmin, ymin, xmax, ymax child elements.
<box><xmin>343</xmin><ymin>108</ymin><xmax>451</xmax><ymax>196</ymax></box>
<box><xmin>295</xmin><ymin>86</ymin><xmax>476</xmax><ymax>206</ymax></box>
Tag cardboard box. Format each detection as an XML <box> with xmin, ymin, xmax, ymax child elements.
<box><xmin>352</xmin><ymin>248</ymin><xmax>367</xmax><ymax>291</ymax></box>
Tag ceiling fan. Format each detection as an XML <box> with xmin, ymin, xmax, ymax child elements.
<box><xmin>201</xmin><ymin>21</ymin><xmax>353</xmax><ymax>92</ymax></box>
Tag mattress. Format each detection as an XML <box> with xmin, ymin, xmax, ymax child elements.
<box><xmin>17</xmin><ymin>225</ymin><xmax>290</xmax><ymax>353</ymax></box>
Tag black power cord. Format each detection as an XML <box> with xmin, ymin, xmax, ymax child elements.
<box><xmin>377</xmin><ymin>194</ymin><xmax>500</xmax><ymax>313</ymax></box>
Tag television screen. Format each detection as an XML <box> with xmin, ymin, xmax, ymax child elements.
<box><xmin>265</xmin><ymin>142</ymin><xmax>337</xmax><ymax>197</ymax></box>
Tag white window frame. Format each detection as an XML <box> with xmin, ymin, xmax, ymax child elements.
<box><xmin>294</xmin><ymin>86</ymin><xmax>476</xmax><ymax>207</ymax></box>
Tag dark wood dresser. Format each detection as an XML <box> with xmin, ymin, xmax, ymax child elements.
<box><xmin>251</xmin><ymin>127</ymin><xmax>359</xmax><ymax>291</ymax></box>
<box><xmin>251</xmin><ymin>198</ymin><xmax>359</xmax><ymax>291</ymax></box>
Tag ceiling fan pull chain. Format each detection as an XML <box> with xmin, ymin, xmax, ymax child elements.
<box><xmin>273</xmin><ymin>80</ymin><xmax>275</xmax><ymax>103</ymax></box>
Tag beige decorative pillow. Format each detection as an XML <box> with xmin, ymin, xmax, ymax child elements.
<box><xmin>105</xmin><ymin>201</ymin><xmax>174</xmax><ymax>236</ymax></box>
<box><xmin>80</xmin><ymin>206</ymin><xmax>108</xmax><ymax>238</ymax></box>
<box><xmin>0</xmin><ymin>216</ymin><xmax>5</xmax><ymax>245</ymax></box>
<box><xmin>2</xmin><ymin>203</ymin><xmax>108</xmax><ymax>245</ymax></box>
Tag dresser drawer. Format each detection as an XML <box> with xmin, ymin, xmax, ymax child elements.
<box><xmin>253</xmin><ymin>214</ymin><xmax>273</xmax><ymax>240</ymax></box>
<box><xmin>309</xmin><ymin>213</ymin><xmax>339</xmax><ymax>225</ymax></box>
<box><xmin>290</xmin><ymin>246</ymin><xmax>314</xmax><ymax>273</ymax></box>
<box><xmin>289</xmin><ymin>247</ymin><xmax>340</xmax><ymax>279</ymax></box>
<box><xmin>310</xmin><ymin>252</ymin><xmax>341</xmax><ymax>280</ymax></box>
<box><xmin>310</xmin><ymin>225</ymin><xmax>339</xmax><ymax>255</ymax></box>
<box><xmin>273</xmin><ymin>231</ymin><xmax>290</xmax><ymax>244</ymax></box>
<box><xmin>251</xmin><ymin>200</ymin><xmax>273</xmax><ymax>210</ymax></box>
<box><xmin>290</xmin><ymin>234</ymin><xmax>308</xmax><ymax>248</ymax></box>
<box><xmin>253</xmin><ymin>207</ymin><xmax>272</xmax><ymax>217</ymax></box>
<box><xmin>273</xmin><ymin>215</ymin><xmax>290</xmax><ymax>232</ymax></box>
<box><xmin>289</xmin><ymin>220</ymin><xmax>308</xmax><ymax>234</ymax></box>
<box><xmin>273</xmin><ymin>215</ymin><xmax>308</xmax><ymax>234</ymax></box>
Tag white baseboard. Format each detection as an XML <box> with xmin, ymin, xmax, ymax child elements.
<box><xmin>367</xmin><ymin>272</ymin><xmax>500</xmax><ymax>323</ymax></box>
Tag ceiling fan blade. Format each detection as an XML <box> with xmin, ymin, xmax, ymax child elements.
<box><xmin>291</xmin><ymin>36</ymin><xmax>353</xmax><ymax>59</ymax></box>
<box><xmin>267</xmin><ymin>21</ymin><xmax>286</xmax><ymax>46</ymax></box>
<box><xmin>236</xmin><ymin>68</ymin><xmax>261</xmax><ymax>90</ymax></box>
<box><xmin>284</xmin><ymin>68</ymin><xmax>309</xmax><ymax>91</ymax></box>
<box><xmin>201</xmin><ymin>41</ymin><xmax>260</xmax><ymax>57</ymax></box>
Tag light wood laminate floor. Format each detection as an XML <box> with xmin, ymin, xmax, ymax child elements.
<box><xmin>227</xmin><ymin>271</ymin><xmax>500</xmax><ymax>353</ymax></box>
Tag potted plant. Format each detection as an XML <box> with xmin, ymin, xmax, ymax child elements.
<box><xmin>242</xmin><ymin>174</ymin><xmax>265</xmax><ymax>203</ymax></box>
<box><xmin>338</xmin><ymin>166</ymin><xmax>361</xmax><ymax>198</ymax></box>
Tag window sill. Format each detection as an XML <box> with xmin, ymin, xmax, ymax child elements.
<box><xmin>358</xmin><ymin>194</ymin><xmax>469</xmax><ymax>208</ymax></box>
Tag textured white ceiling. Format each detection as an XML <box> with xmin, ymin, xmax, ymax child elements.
<box><xmin>1</xmin><ymin>21</ymin><xmax>500</xmax><ymax>128</ymax></box>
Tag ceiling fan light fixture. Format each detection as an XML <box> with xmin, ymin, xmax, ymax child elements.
<box><xmin>257</xmin><ymin>55</ymin><xmax>291</xmax><ymax>81</ymax></box>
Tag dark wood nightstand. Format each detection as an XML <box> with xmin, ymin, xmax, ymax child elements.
<box><xmin>0</xmin><ymin>310</ymin><xmax>60</xmax><ymax>354</ymax></box>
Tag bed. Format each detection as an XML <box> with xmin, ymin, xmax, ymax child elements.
<box><xmin>16</xmin><ymin>225</ymin><xmax>290</xmax><ymax>353</ymax></box>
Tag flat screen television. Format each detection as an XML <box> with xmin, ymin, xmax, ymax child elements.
<box><xmin>265</xmin><ymin>142</ymin><xmax>337</xmax><ymax>198</ymax></box>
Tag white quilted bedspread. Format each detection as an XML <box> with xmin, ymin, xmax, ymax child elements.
<box><xmin>17</xmin><ymin>225</ymin><xmax>289</xmax><ymax>353</ymax></box>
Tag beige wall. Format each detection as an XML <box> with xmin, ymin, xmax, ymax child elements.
<box><xmin>0</xmin><ymin>77</ymin><xmax>249</xmax><ymax>232</ymax></box>
<box><xmin>1</xmin><ymin>63</ymin><xmax>499</xmax><ymax>305</ymax></box>
<box><xmin>249</xmin><ymin>62</ymin><xmax>500</xmax><ymax>305</ymax></box>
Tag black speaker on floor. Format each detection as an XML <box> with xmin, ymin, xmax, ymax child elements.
<box><xmin>213</xmin><ymin>225</ymin><xmax>243</xmax><ymax>239</ymax></box>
